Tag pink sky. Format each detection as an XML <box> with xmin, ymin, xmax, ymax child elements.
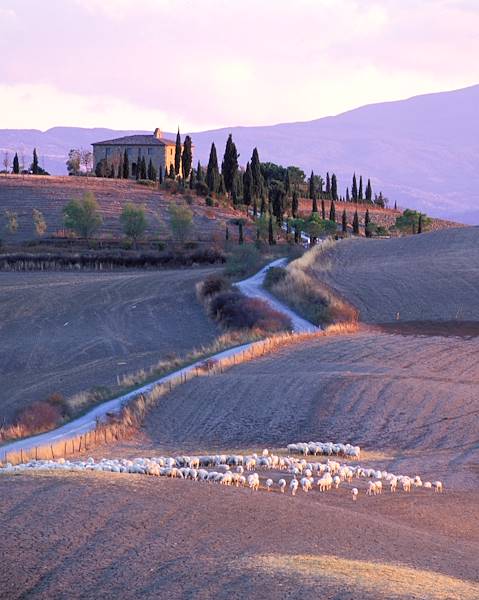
<box><xmin>1</xmin><ymin>0</ymin><xmax>478</xmax><ymax>131</ymax></box>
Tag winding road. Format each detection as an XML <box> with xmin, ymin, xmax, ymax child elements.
<box><xmin>1</xmin><ymin>260</ymin><xmax>318</xmax><ymax>459</ymax></box>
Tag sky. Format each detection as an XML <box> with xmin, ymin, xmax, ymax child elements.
<box><xmin>0</xmin><ymin>0</ymin><xmax>478</xmax><ymax>132</ymax></box>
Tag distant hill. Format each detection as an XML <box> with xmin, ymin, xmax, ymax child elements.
<box><xmin>1</xmin><ymin>84</ymin><xmax>478</xmax><ymax>223</ymax></box>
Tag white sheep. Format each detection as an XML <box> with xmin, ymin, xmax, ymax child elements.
<box><xmin>300</xmin><ymin>477</ymin><xmax>312</xmax><ymax>492</ymax></box>
<box><xmin>433</xmin><ymin>481</ymin><xmax>443</xmax><ymax>493</ymax></box>
<box><xmin>351</xmin><ymin>487</ymin><xmax>358</xmax><ymax>501</ymax></box>
<box><xmin>247</xmin><ymin>473</ymin><xmax>259</xmax><ymax>491</ymax></box>
<box><xmin>278</xmin><ymin>478</ymin><xmax>286</xmax><ymax>493</ymax></box>
<box><xmin>266</xmin><ymin>478</ymin><xmax>273</xmax><ymax>491</ymax></box>
<box><xmin>333</xmin><ymin>475</ymin><xmax>341</xmax><ymax>489</ymax></box>
<box><xmin>290</xmin><ymin>478</ymin><xmax>299</xmax><ymax>496</ymax></box>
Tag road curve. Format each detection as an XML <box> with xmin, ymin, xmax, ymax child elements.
<box><xmin>1</xmin><ymin>259</ymin><xmax>318</xmax><ymax>458</ymax></box>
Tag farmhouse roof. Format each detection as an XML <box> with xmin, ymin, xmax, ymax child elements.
<box><xmin>92</xmin><ymin>133</ymin><xmax>176</xmax><ymax>147</ymax></box>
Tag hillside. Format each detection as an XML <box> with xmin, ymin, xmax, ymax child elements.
<box><xmin>311</xmin><ymin>227</ymin><xmax>479</xmax><ymax>323</ymax></box>
<box><xmin>1</xmin><ymin>85</ymin><xmax>478</xmax><ymax>223</ymax></box>
<box><xmin>0</xmin><ymin>268</ymin><xmax>219</xmax><ymax>422</ymax></box>
<box><xmin>0</xmin><ymin>176</ymin><xmax>245</xmax><ymax>243</ymax></box>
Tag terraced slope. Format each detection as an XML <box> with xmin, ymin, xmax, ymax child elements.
<box><xmin>0</xmin><ymin>268</ymin><xmax>219</xmax><ymax>421</ymax></box>
<box><xmin>314</xmin><ymin>227</ymin><xmax>479</xmax><ymax>323</ymax></box>
<box><xmin>143</xmin><ymin>330</ymin><xmax>479</xmax><ymax>488</ymax></box>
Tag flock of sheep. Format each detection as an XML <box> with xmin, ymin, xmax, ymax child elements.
<box><xmin>0</xmin><ymin>440</ymin><xmax>444</xmax><ymax>497</ymax></box>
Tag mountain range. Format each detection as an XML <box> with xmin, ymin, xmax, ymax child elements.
<box><xmin>1</xmin><ymin>84</ymin><xmax>478</xmax><ymax>223</ymax></box>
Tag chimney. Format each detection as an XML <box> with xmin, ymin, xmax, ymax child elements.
<box><xmin>154</xmin><ymin>128</ymin><xmax>162</xmax><ymax>139</ymax></box>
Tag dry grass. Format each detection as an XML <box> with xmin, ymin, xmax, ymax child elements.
<box><xmin>267</xmin><ymin>243</ymin><xmax>358</xmax><ymax>325</ymax></box>
<box><xmin>242</xmin><ymin>554</ymin><xmax>479</xmax><ymax>600</ymax></box>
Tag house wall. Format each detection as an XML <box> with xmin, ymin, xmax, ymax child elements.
<box><xmin>93</xmin><ymin>144</ymin><xmax>179</xmax><ymax>179</ymax></box>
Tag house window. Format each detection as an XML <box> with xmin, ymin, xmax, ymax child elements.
<box><xmin>131</xmin><ymin>162</ymin><xmax>137</xmax><ymax>176</ymax></box>
<box><xmin>147</xmin><ymin>148</ymin><xmax>154</xmax><ymax>156</ymax></box>
<box><xmin>106</xmin><ymin>147</ymin><xmax>111</xmax><ymax>157</ymax></box>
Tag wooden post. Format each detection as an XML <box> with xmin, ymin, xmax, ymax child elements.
<box><xmin>64</xmin><ymin>442</ymin><xmax>67</xmax><ymax>457</ymax></box>
<box><xmin>79</xmin><ymin>436</ymin><xmax>82</xmax><ymax>452</ymax></box>
<box><xmin>51</xmin><ymin>445</ymin><xmax>55</xmax><ymax>460</ymax></box>
<box><xmin>20</xmin><ymin>448</ymin><xmax>23</xmax><ymax>463</ymax></box>
<box><xmin>35</xmin><ymin>447</ymin><xmax>38</xmax><ymax>461</ymax></box>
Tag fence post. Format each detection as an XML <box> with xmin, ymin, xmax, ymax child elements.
<box><xmin>35</xmin><ymin>447</ymin><xmax>38</xmax><ymax>461</ymax></box>
<box><xmin>20</xmin><ymin>448</ymin><xmax>23</xmax><ymax>463</ymax></box>
<box><xmin>51</xmin><ymin>445</ymin><xmax>55</xmax><ymax>460</ymax></box>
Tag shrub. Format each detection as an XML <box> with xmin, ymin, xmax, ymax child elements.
<box><xmin>15</xmin><ymin>401</ymin><xmax>63</xmax><ymax>434</ymax></box>
<box><xmin>136</xmin><ymin>179</ymin><xmax>156</xmax><ymax>187</ymax></box>
<box><xmin>168</xmin><ymin>203</ymin><xmax>193</xmax><ymax>242</ymax></box>
<box><xmin>184</xmin><ymin>194</ymin><xmax>194</xmax><ymax>205</ymax></box>
<box><xmin>205</xmin><ymin>196</ymin><xmax>214</xmax><ymax>207</ymax></box>
<box><xmin>263</xmin><ymin>266</ymin><xmax>287</xmax><ymax>289</ymax></box>
<box><xmin>197</xmin><ymin>275</ymin><xmax>231</xmax><ymax>301</ymax></box>
<box><xmin>225</xmin><ymin>244</ymin><xmax>262</xmax><ymax>277</ymax></box>
<box><xmin>195</xmin><ymin>180</ymin><xmax>209</xmax><ymax>196</ymax></box>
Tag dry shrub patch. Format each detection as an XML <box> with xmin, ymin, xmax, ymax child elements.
<box><xmin>265</xmin><ymin>242</ymin><xmax>358</xmax><ymax>325</ymax></box>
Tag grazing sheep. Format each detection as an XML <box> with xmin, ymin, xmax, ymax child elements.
<box><xmin>247</xmin><ymin>473</ymin><xmax>260</xmax><ymax>491</ymax></box>
<box><xmin>317</xmin><ymin>473</ymin><xmax>333</xmax><ymax>492</ymax></box>
<box><xmin>236</xmin><ymin>466</ymin><xmax>244</xmax><ymax>474</ymax></box>
<box><xmin>278</xmin><ymin>479</ymin><xmax>286</xmax><ymax>493</ymax></box>
<box><xmin>333</xmin><ymin>475</ymin><xmax>341</xmax><ymax>489</ymax></box>
<box><xmin>300</xmin><ymin>477</ymin><xmax>312</xmax><ymax>493</ymax></box>
<box><xmin>423</xmin><ymin>481</ymin><xmax>432</xmax><ymax>489</ymax></box>
<box><xmin>374</xmin><ymin>481</ymin><xmax>383</xmax><ymax>495</ymax></box>
<box><xmin>433</xmin><ymin>481</ymin><xmax>443</xmax><ymax>493</ymax></box>
<box><xmin>389</xmin><ymin>476</ymin><xmax>398</xmax><ymax>493</ymax></box>
<box><xmin>402</xmin><ymin>478</ymin><xmax>412</xmax><ymax>493</ymax></box>
<box><xmin>266</xmin><ymin>478</ymin><xmax>273</xmax><ymax>491</ymax></box>
<box><xmin>290</xmin><ymin>478</ymin><xmax>299</xmax><ymax>496</ymax></box>
<box><xmin>367</xmin><ymin>481</ymin><xmax>377</xmax><ymax>496</ymax></box>
<box><xmin>351</xmin><ymin>487</ymin><xmax>358</xmax><ymax>501</ymax></box>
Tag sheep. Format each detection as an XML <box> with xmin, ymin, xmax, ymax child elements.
<box><xmin>300</xmin><ymin>477</ymin><xmax>312</xmax><ymax>493</ymax></box>
<box><xmin>262</xmin><ymin>449</ymin><xmax>269</xmax><ymax>457</ymax></box>
<box><xmin>367</xmin><ymin>481</ymin><xmax>377</xmax><ymax>496</ymax></box>
<box><xmin>236</xmin><ymin>466</ymin><xmax>244</xmax><ymax>474</ymax></box>
<box><xmin>351</xmin><ymin>487</ymin><xmax>359</xmax><ymax>501</ymax></box>
<box><xmin>278</xmin><ymin>479</ymin><xmax>286</xmax><ymax>493</ymax></box>
<box><xmin>423</xmin><ymin>481</ymin><xmax>432</xmax><ymax>489</ymax></box>
<box><xmin>374</xmin><ymin>481</ymin><xmax>383</xmax><ymax>495</ymax></box>
<box><xmin>266</xmin><ymin>478</ymin><xmax>273</xmax><ymax>491</ymax></box>
<box><xmin>317</xmin><ymin>474</ymin><xmax>332</xmax><ymax>492</ymax></box>
<box><xmin>220</xmin><ymin>472</ymin><xmax>233</xmax><ymax>486</ymax></box>
<box><xmin>433</xmin><ymin>481</ymin><xmax>443</xmax><ymax>493</ymax></box>
<box><xmin>247</xmin><ymin>473</ymin><xmax>260</xmax><ymax>491</ymax></box>
<box><xmin>290</xmin><ymin>478</ymin><xmax>299</xmax><ymax>496</ymax></box>
<box><xmin>389</xmin><ymin>476</ymin><xmax>398</xmax><ymax>493</ymax></box>
<box><xmin>245</xmin><ymin>457</ymin><xmax>256</xmax><ymax>471</ymax></box>
<box><xmin>402</xmin><ymin>478</ymin><xmax>412</xmax><ymax>493</ymax></box>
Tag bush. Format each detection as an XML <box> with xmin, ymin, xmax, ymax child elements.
<box><xmin>184</xmin><ymin>194</ymin><xmax>194</xmax><ymax>205</ymax></box>
<box><xmin>136</xmin><ymin>179</ymin><xmax>156</xmax><ymax>187</ymax></box>
<box><xmin>209</xmin><ymin>291</ymin><xmax>291</xmax><ymax>332</ymax></box>
<box><xmin>263</xmin><ymin>266</ymin><xmax>287</xmax><ymax>289</ymax></box>
<box><xmin>15</xmin><ymin>401</ymin><xmax>63</xmax><ymax>434</ymax></box>
<box><xmin>197</xmin><ymin>275</ymin><xmax>231</xmax><ymax>301</ymax></box>
<box><xmin>162</xmin><ymin>179</ymin><xmax>179</xmax><ymax>194</ymax></box>
<box><xmin>225</xmin><ymin>245</ymin><xmax>262</xmax><ymax>277</ymax></box>
<box><xmin>195</xmin><ymin>181</ymin><xmax>209</xmax><ymax>196</ymax></box>
<box><xmin>205</xmin><ymin>196</ymin><xmax>214</xmax><ymax>207</ymax></box>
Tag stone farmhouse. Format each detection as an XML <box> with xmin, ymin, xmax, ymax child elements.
<box><xmin>92</xmin><ymin>128</ymin><xmax>187</xmax><ymax>178</ymax></box>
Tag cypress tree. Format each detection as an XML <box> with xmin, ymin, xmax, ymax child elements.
<box><xmin>222</xmin><ymin>134</ymin><xmax>238</xmax><ymax>194</ymax></box>
<box><xmin>309</xmin><ymin>171</ymin><xmax>317</xmax><ymax>213</ymax></box>
<box><xmin>352</xmin><ymin>174</ymin><xmax>358</xmax><ymax>202</ymax></box>
<box><xmin>12</xmin><ymin>152</ymin><xmax>19</xmax><ymax>174</ymax></box>
<box><xmin>365</xmin><ymin>209</ymin><xmax>371</xmax><ymax>237</ymax></box>
<box><xmin>268</xmin><ymin>214</ymin><xmax>275</xmax><ymax>245</ymax></box>
<box><xmin>206</xmin><ymin>142</ymin><xmax>220</xmax><ymax>193</ymax></box>
<box><xmin>366</xmin><ymin>178</ymin><xmax>372</xmax><ymax>202</ymax></box>
<box><xmin>329</xmin><ymin>201</ymin><xmax>336</xmax><ymax>223</ymax></box>
<box><xmin>353</xmin><ymin>210</ymin><xmax>360</xmax><ymax>234</ymax></box>
<box><xmin>147</xmin><ymin>158</ymin><xmax>153</xmax><ymax>180</ymax></box>
<box><xmin>140</xmin><ymin>156</ymin><xmax>147</xmax><ymax>179</ymax></box>
<box><xmin>243</xmin><ymin>162</ymin><xmax>253</xmax><ymax>209</ymax></box>
<box><xmin>174</xmin><ymin>128</ymin><xmax>182</xmax><ymax>176</ymax></box>
<box><xmin>346</xmin><ymin>187</ymin><xmax>350</xmax><ymax>202</ymax></box>
<box><xmin>135</xmin><ymin>152</ymin><xmax>141</xmax><ymax>180</ymax></box>
<box><xmin>196</xmin><ymin>160</ymin><xmax>203</xmax><ymax>182</ymax></box>
<box><xmin>284</xmin><ymin>169</ymin><xmax>291</xmax><ymax>196</ymax></box>
<box><xmin>260</xmin><ymin>193</ymin><xmax>266</xmax><ymax>216</ymax></box>
<box><xmin>418</xmin><ymin>213</ymin><xmax>423</xmax><ymax>234</ymax></box>
<box><xmin>238</xmin><ymin>221</ymin><xmax>244</xmax><ymax>244</ymax></box>
<box><xmin>169</xmin><ymin>164</ymin><xmax>175</xmax><ymax>179</ymax></box>
<box><xmin>291</xmin><ymin>189</ymin><xmax>299</xmax><ymax>218</ymax></box>
<box><xmin>31</xmin><ymin>148</ymin><xmax>39</xmax><ymax>174</ymax></box>
<box><xmin>331</xmin><ymin>173</ymin><xmax>338</xmax><ymax>201</ymax></box>
<box><xmin>122</xmin><ymin>150</ymin><xmax>129</xmax><ymax>178</ymax></box>
<box><xmin>394</xmin><ymin>201</ymin><xmax>397</xmax><ymax>210</ymax></box>
<box><xmin>158</xmin><ymin>165</ymin><xmax>163</xmax><ymax>184</ymax></box>
<box><xmin>181</xmin><ymin>135</ymin><xmax>193</xmax><ymax>181</ymax></box>
<box><xmin>225</xmin><ymin>226</ymin><xmax>229</xmax><ymax>241</ymax></box>
<box><xmin>110</xmin><ymin>164</ymin><xmax>115</xmax><ymax>178</ymax></box>
<box><xmin>218</xmin><ymin>174</ymin><xmax>226</xmax><ymax>196</ymax></box>
<box><xmin>189</xmin><ymin>168</ymin><xmax>195</xmax><ymax>189</ymax></box>
<box><xmin>251</xmin><ymin>147</ymin><xmax>263</xmax><ymax>202</ymax></box>
<box><xmin>326</xmin><ymin>172</ymin><xmax>331</xmax><ymax>197</ymax></box>
<box><xmin>342</xmin><ymin>209</ymin><xmax>347</xmax><ymax>233</ymax></box>
<box><xmin>117</xmin><ymin>157</ymin><xmax>123</xmax><ymax>178</ymax></box>
<box><xmin>321</xmin><ymin>199</ymin><xmax>326</xmax><ymax>220</ymax></box>
<box><xmin>358</xmin><ymin>176</ymin><xmax>363</xmax><ymax>202</ymax></box>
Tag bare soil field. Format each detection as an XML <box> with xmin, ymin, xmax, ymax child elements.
<box><xmin>0</xmin><ymin>267</ymin><xmax>219</xmax><ymax>422</ymax></box>
<box><xmin>313</xmin><ymin>227</ymin><xmax>479</xmax><ymax>323</ymax></box>
<box><xmin>142</xmin><ymin>330</ymin><xmax>479</xmax><ymax>489</ymax></box>
<box><xmin>0</xmin><ymin>472</ymin><xmax>477</xmax><ymax>600</ymax></box>
<box><xmin>0</xmin><ymin>175</ymin><xmax>250</xmax><ymax>243</ymax></box>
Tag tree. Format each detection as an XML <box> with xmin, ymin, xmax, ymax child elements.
<box><xmin>268</xmin><ymin>214</ymin><xmax>275</xmax><ymax>245</ymax></box>
<box><xmin>251</xmin><ymin>147</ymin><xmax>263</xmax><ymax>202</ymax></box>
<box><xmin>189</xmin><ymin>167</ymin><xmax>196</xmax><ymax>189</ymax></box>
<box><xmin>352</xmin><ymin>173</ymin><xmax>358</xmax><ymax>202</ymax></box>
<box><xmin>122</xmin><ymin>150</ymin><xmax>129</xmax><ymax>178</ymax></box>
<box><xmin>346</xmin><ymin>187</ymin><xmax>350</xmax><ymax>202</ymax></box>
<box><xmin>222</xmin><ymin>134</ymin><xmax>239</xmax><ymax>194</ymax></box>
<box><xmin>329</xmin><ymin>201</ymin><xmax>336</xmax><ymax>223</ymax></box>
<box><xmin>63</xmin><ymin>192</ymin><xmax>102</xmax><ymax>239</ymax></box>
<box><xmin>230</xmin><ymin>218</ymin><xmax>246</xmax><ymax>244</ymax></box>
<box><xmin>120</xmin><ymin>203</ymin><xmax>147</xmax><ymax>245</ymax></box>
<box><xmin>291</xmin><ymin>189</ymin><xmax>299</xmax><ymax>218</ymax></box>
<box><xmin>81</xmin><ymin>149</ymin><xmax>93</xmax><ymax>175</ymax></box>
<box><xmin>365</xmin><ymin>178</ymin><xmax>372</xmax><ymax>203</ymax></box>
<box><xmin>331</xmin><ymin>173</ymin><xmax>338</xmax><ymax>201</ymax></box>
<box><xmin>269</xmin><ymin>180</ymin><xmax>286</xmax><ymax>225</ymax></box>
<box><xmin>218</xmin><ymin>174</ymin><xmax>226</xmax><ymax>196</ymax></box>
<box><xmin>95</xmin><ymin>159</ymin><xmax>109</xmax><ymax>178</ymax></box>
<box><xmin>243</xmin><ymin>161</ymin><xmax>253</xmax><ymax>209</ymax></box>
<box><xmin>147</xmin><ymin>159</ymin><xmax>157</xmax><ymax>181</ymax></box>
<box><xmin>365</xmin><ymin>209</ymin><xmax>371</xmax><ymax>237</ymax></box>
<box><xmin>196</xmin><ymin>160</ymin><xmax>204</xmax><ymax>182</ymax></box>
<box><xmin>325</xmin><ymin>172</ymin><xmax>331</xmax><ymax>198</ymax></box>
<box><xmin>341</xmin><ymin>209</ymin><xmax>347</xmax><ymax>233</ymax></box>
<box><xmin>169</xmin><ymin>202</ymin><xmax>193</xmax><ymax>242</ymax></box>
<box><xmin>395</xmin><ymin>209</ymin><xmax>431</xmax><ymax>234</ymax></box>
<box><xmin>32</xmin><ymin>208</ymin><xmax>47</xmax><ymax>236</ymax></box>
<box><xmin>206</xmin><ymin>142</ymin><xmax>220</xmax><ymax>193</ymax></box>
<box><xmin>174</xmin><ymin>128</ymin><xmax>182</xmax><ymax>176</ymax></box>
<box><xmin>140</xmin><ymin>156</ymin><xmax>147</xmax><ymax>180</ymax></box>
<box><xmin>375</xmin><ymin>191</ymin><xmax>388</xmax><ymax>208</ymax></box>
<box><xmin>169</xmin><ymin>164</ymin><xmax>175</xmax><ymax>179</ymax></box>
<box><xmin>418</xmin><ymin>213</ymin><xmax>423</xmax><ymax>234</ymax></box>
<box><xmin>158</xmin><ymin>165</ymin><xmax>163</xmax><ymax>185</ymax></box>
<box><xmin>352</xmin><ymin>210</ymin><xmax>360</xmax><ymax>234</ymax></box>
<box><xmin>305</xmin><ymin>213</ymin><xmax>336</xmax><ymax>245</ymax></box>
<box><xmin>358</xmin><ymin>176</ymin><xmax>363</xmax><ymax>202</ymax></box>
<box><xmin>309</xmin><ymin>170</ymin><xmax>317</xmax><ymax>209</ymax></box>
<box><xmin>31</xmin><ymin>148</ymin><xmax>39</xmax><ymax>174</ymax></box>
<box><xmin>284</xmin><ymin>168</ymin><xmax>291</xmax><ymax>196</ymax></box>
<box><xmin>12</xmin><ymin>152</ymin><xmax>20</xmax><ymax>174</ymax></box>
<box><xmin>321</xmin><ymin>199</ymin><xmax>326</xmax><ymax>220</ymax></box>
<box><xmin>181</xmin><ymin>135</ymin><xmax>193</xmax><ymax>181</ymax></box>
<box><xmin>289</xmin><ymin>217</ymin><xmax>305</xmax><ymax>244</ymax></box>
